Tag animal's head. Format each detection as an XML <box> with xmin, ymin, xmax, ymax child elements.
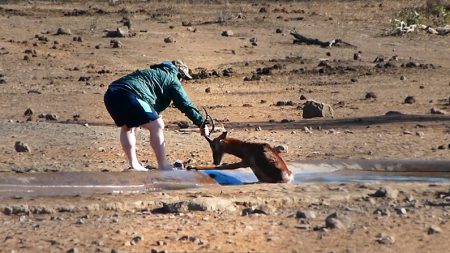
<box><xmin>205</xmin><ymin>131</ymin><xmax>228</xmax><ymax>165</ymax></box>
<box><xmin>202</xmin><ymin>108</ymin><xmax>227</xmax><ymax>165</ymax></box>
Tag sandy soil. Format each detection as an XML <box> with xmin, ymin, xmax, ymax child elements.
<box><xmin>0</xmin><ymin>0</ymin><xmax>449</xmax><ymax>252</ymax></box>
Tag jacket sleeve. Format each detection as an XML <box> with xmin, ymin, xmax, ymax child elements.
<box><xmin>170</xmin><ymin>81</ymin><xmax>205</xmax><ymax>127</ymax></box>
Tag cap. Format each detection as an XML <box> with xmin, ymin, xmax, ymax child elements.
<box><xmin>173</xmin><ymin>60</ymin><xmax>193</xmax><ymax>80</ymax></box>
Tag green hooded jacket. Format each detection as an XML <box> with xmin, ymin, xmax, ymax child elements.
<box><xmin>112</xmin><ymin>61</ymin><xmax>204</xmax><ymax>127</ymax></box>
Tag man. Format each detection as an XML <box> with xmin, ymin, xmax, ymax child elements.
<box><xmin>104</xmin><ymin>60</ymin><xmax>208</xmax><ymax>171</ymax></box>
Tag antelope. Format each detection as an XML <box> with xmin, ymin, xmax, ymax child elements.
<box><xmin>195</xmin><ymin>109</ymin><xmax>294</xmax><ymax>183</ymax></box>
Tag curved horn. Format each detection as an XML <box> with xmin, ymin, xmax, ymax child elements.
<box><xmin>202</xmin><ymin>107</ymin><xmax>215</xmax><ymax>136</ymax></box>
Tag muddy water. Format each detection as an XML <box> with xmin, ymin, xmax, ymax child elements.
<box><xmin>201</xmin><ymin>160</ymin><xmax>450</xmax><ymax>185</ymax></box>
<box><xmin>0</xmin><ymin>160</ymin><xmax>449</xmax><ymax>198</ymax></box>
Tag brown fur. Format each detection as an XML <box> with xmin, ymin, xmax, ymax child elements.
<box><xmin>200</xmin><ymin>132</ymin><xmax>293</xmax><ymax>183</ymax></box>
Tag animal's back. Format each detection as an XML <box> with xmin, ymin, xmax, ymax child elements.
<box><xmin>250</xmin><ymin>143</ymin><xmax>293</xmax><ymax>183</ymax></box>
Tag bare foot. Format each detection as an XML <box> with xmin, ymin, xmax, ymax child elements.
<box><xmin>129</xmin><ymin>164</ymin><xmax>149</xmax><ymax>171</ymax></box>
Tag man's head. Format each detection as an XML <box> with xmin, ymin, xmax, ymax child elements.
<box><xmin>173</xmin><ymin>60</ymin><xmax>193</xmax><ymax>80</ymax></box>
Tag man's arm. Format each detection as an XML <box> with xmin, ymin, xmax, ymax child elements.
<box><xmin>170</xmin><ymin>81</ymin><xmax>205</xmax><ymax>127</ymax></box>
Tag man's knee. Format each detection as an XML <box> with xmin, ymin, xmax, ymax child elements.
<box><xmin>142</xmin><ymin>118</ymin><xmax>164</xmax><ymax>131</ymax></box>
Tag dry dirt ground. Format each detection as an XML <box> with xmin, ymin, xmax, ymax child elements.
<box><xmin>0</xmin><ymin>0</ymin><xmax>449</xmax><ymax>252</ymax></box>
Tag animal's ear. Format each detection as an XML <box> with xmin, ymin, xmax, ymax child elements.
<box><xmin>219</xmin><ymin>131</ymin><xmax>228</xmax><ymax>139</ymax></box>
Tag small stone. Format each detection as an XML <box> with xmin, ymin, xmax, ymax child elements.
<box><xmin>299</xmin><ymin>95</ymin><xmax>307</xmax><ymax>100</ymax></box>
<box><xmin>325</xmin><ymin>212</ymin><xmax>345</xmax><ymax>229</ymax></box>
<box><xmin>15</xmin><ymin>141</ymin><xmax>31</xmax><ymax>153</ymax></box>
<box><xmin>67</xmin><ymin>248</ymin><xmax>79</xmax><ymax>253</ymax></box>
<box><xmin>274</xmin><ymin>145</ymin><xmax>288</xmax><ymax>153</ymax></box>
<box><xmin>428</xmin><ymin>225</ymin><xmax>442</xmax><ymax>235</ymax></box>
<box><xmin>404</xmin><ymin>96</ymin><xmax>415</xmax><ymax>104</ymax></box>
<box><xmin>205</xmin><ymin>87</ymin><xmax>211</xmax><ymax>93</ymax></box>
<box><xmin>221</xmin><ymin>30</ymin><xmax>234</xmax><ymax>37</ymax></box>
<box><xmin>370</xmin><ymin>187</ymin><xmax>398</xmax><ymax>199</ymax></box>
<box><xmin>276</xmin><ymin>28</ymin><xmax>283</xmax><ymax>33</ymax></box>
<box><xmin>353</xmin><ymin>53</ymin><xmax>361</xmax><ymax>60</ymax></box>
<box><xmin>24</xmin><ymin>108</ymin><xmax>33</xmax><ymax>116</ymax></box>
<box><xmin>164</xmin><ymin>37</ymin><xmax>174</xmax><ymax>43</ymax></box>
<box><xmin>376</xmin><ymin>233</ymin><xmax>395</xmax><ymax>244</ymax></box>
<box><xmin>400</xmin><ymin>75</ymin><xmax>406</xmax><ymax>80</ymax></box>
<box><xmin>56</xmin><ymin>27</ymin><xmax>72</xmax><ymax>35</ymax></box>
<box><xmin>110</xmin><ymin>39</ymin><xmax>122</xmax><ymax>48</ymax></box>
<box><xmin>431</xmin><ymin>107</ymin><xmax>447</xmax><ymax>115</ymax></box>
<box><xmin>365</xmin><ymin>92</ymin><xmax>377</xmax><ymax>99</ymax></box>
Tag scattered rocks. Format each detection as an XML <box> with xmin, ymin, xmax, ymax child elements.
<box><xmin>301</xmin><ymin>99</ymin><xmax>334</xmax><ymax>119</ymax></box>
<box><xmin>14</xmin><ymin>141</ymin><xmax>31</xmax><ymax>153</ymax></box>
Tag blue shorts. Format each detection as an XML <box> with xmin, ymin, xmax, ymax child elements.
<box><xmin>104</xmin><ymin>84</ymin><xmax>159</xmax><ymax>127</ymax></box>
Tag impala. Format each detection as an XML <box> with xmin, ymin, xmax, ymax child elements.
<box><xmin>195</xmin><ymin>109</ymin><xmax>294</xmax><ymax>183</ymax></box>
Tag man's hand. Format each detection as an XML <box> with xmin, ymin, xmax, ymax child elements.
<box><xmin>200</xmin><ymin>124</ymin><xmax>210</xmax><ymax>136</ymax></box>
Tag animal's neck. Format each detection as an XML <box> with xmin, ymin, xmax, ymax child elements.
<box><xmin>221</xmin><ymin>138</ymin><xmax>250</xmax><ymax>159</ymax></box>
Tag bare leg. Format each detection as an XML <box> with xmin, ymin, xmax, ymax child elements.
<box><xmin>140</xmin><ymin>118</ymin><xmax>172</xmax><ymax>170</ymax></box>
<box><xmin>120</xmin><ymin>126</ymin><xmax>147</xmax><ymax>171</ymax></box>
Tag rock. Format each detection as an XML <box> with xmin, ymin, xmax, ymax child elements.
<box><xmin>365</xmin><ymin>92</ymin><xmax>377</xmax><ymax>99</ymax></box>
<box><xmin>325</xmin><ymin>212</ymin><xmax>345</xmax><ymax>229</ymax></box>
<box><xmin>353</xmin><ymin>52</ymin><xmax>361</xmax><ymax>60</ymax></box>
<box><xmin>164</xmin><ymin>36</ymin><xmax>174</xmax><ymax>43</ymax></box>
<box><xmin>376</xmin><ymin>233</ymin><xmax>395</xmax><ymax>244</ymax></box>
<box><xmin>181</xmin><ymin>21</ymin><xmax>192</xmax><ymax>26</ymax></box>
<box><xmin>24</xmin><ymin>108</ymin><xmax>33</xmax><ymax>116</ymax></box>
<box><xmin>274</xmin><ymin>145</ymin><xmax>288</xmax><ymax>153</ymax></box>
<box><xmin>427</xmin><ymin>225</ymin><xmax>442</xmax><ymax>235</ymax></box>
<box><xmin>221</xmin><ymin>30</ymin><xmax>234</xmax><ymax>37</ymax></box>
<box><xmin>302</xmin><ymin>99</ymin><xmax>334</xmax><ymax>119</ymax></box>
<box><xmin>222</xmin><ymin>68</ymin><xmax>233</xmax><ymax>77</ymax></box>
<box><xmin>55</xmin><ymin>27</ymin><xmax>72</xmax><ymax>35</ymax></box>
<box><xmin>299</xmin><ymin>95</ymin><xmax>307</xmax><ymax>100</ymax></box>
<box><xmin>105</xmin><ymin>28</ymin><xmax>127</xmax><ymax>38</ymax></box>
<box><xmin>130</xmin><ymin>235</ymin><xmax>143</xmax><ymax>245</ymax></box>
<box><xmin>45</xmin><ymin>113</ymin><xmax>58</xmax><ymax>120</ymax></box>
<box><xmin>369</xmin><ymin>187</ymin><xmax>398</xmax><ymax>199</ymax></box>
<box><xmin>187</xmin><ymin>27</ymin><xmax>197</xmax><ymax>32</ymax></box>
<box><xmin>295</xmin><ymin>210</ymin><xmax>316</xmax><ymax>219</ymax></box>
<box><xmin>176</xmin><ymin>121</ymin><xmax>190</xmax><ymax>129</ymax></box>
<box><xmin>385</xmin><ymin>111</ymin><xmax>404</xmax><ymax>116</ymax></box>
<box><xmin>67</xmin><ymin>248</ymin><xmax>79</xmax><ymax>253</ymax></box>
<box><xmin>15</xmin><ymin>141</ymin><xmax>31</xmax><ymax>153</ymax></box>
<box><xmin>110</xmin><ymin>39</ymin><xmax>122</xmax><ymax>48</ymax></box>
<box><xmin>276</xmin><ymin>28</ymin><xmax>283</xmax><ymax>33</ymax></box>
<box><xmin>431</xmin><ymin>107</ymin><xmax>447</xmax><ymax>115</ymax></box>
<box><xmin>242</xmin><ymin>207</ymin><xmax>267</xmax><ymax>216</ymax></box>
<box><xmin>373</xmin><ymin>207</ymin><xmax>390</xmax><ymax>217</ymax></box>
<box><xmin>205</xmin><ymin>87</ymin><xmax>211</xmax><ymax>93</ymax></box>
<box><xmin>404</xmin><ymin>96</ymin><xmax>415</xmax><ymax>104</ymax></box>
